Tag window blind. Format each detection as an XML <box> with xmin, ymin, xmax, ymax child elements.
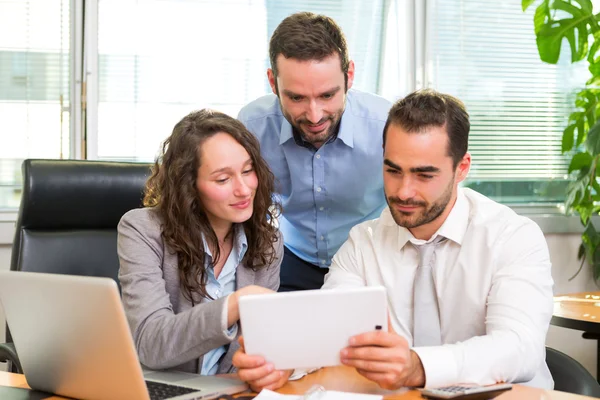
<box><xmin>427</xmin><ymin>0</ymin><xmax>590</xmax><ymax>203</ymax></box>
<box><xmin>94</xmin><ymin>0</ymin><xmax>387</xmax><ymax>162</ymax></box>
<box><xmin>0</xmin><ymin>0</ymin><xmax>70</xmax><ymax>208</ymax></box>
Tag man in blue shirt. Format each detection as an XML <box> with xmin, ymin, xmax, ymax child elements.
<box><xmin>238</xmin><ymin>12</ymin><xmax>391</xmax><ymax>291</ymax></box>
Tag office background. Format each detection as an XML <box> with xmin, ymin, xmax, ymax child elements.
<box><xmin>0</xmin><ymin>0</ymin><xmax>597</xmax><ymax>376</ymax></box>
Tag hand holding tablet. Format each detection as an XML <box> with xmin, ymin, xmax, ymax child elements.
<box><xmin>239</xmin><ymin>286</ymin><xmax>388</xmax><ymax>370</ymax></box>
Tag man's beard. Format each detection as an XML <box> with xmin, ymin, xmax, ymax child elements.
<box><xmin>292</xmin><ymin>113</ymin><xmax>341</xmax><ymax>147</ymax></box>
<box><xmin>386</xmin><ymin>176</ymin><xmax>454</xmax><ymax>229</ymax></box>
<box><xmin>278</xmin><ymin>97</ymin><xmax>345</xmax><ymax>147</ymax></box>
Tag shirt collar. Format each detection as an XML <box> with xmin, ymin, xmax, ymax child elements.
<box><xmin>279</xmin><ymin>118</ymin><xmax>294</xmax><ymax>145</ymax></box>
<box><xmin>436</xmin><ymin>188</ymin><xmax>469</xmax><ymax>246</ymax></box>
<box><xmin>202</xmin><ymin>224</ymin><xmax>248</xmax><ymax>262</ymax></box>
<box><xmin>233</xmin><ymin>225</ymin><xmax>249</xmax><ymax>261</ymax></box>
<box><xmin>336</xmin><ymin>95</ymin><xmax>354</xmax><ymax>148</ymax></box>
<box><xmin>392</xmin><ymin>187</ymin><xmax>470</xmax><ymax>249</ymax></box>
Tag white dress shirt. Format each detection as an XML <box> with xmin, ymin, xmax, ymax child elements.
<box><xmin>322</xmin><ymin>188</ymin><xmax>554</xmax><ymax>389</ymax></box>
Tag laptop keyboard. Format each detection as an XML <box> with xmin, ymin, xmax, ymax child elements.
<box><xmin>145</xmin><ymin>380</ymin><xmax>199</xmax><ymax>400</ymax></box>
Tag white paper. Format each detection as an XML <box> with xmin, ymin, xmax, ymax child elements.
<box><xmin>253</xmin><ymin>389</ymin><xmax>383</xmax><ymax>400</ymax></box>
<box><xmin>253</xmin><ymin>389</ymin><xmax>302</xmax><ymax>399</ymax></box>
<box><xmin>320</xmin><ymin>391</ymin><xmax>383</xmax><ymax>399</ymax></box>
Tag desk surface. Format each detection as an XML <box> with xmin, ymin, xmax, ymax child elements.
<box><xmin>0</xmin><ymin>366</ymin><xmax>595</xmax><ymax>399</ymax></box>
<box><xmin>552</xmin><ymin>292</ymin><xmax>600</xmax><ymax>333</ymax></box>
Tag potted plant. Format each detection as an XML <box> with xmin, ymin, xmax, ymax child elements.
<box><xmin>523</xmin><ymin>0</ymin><xmax>600</xmax><ymax>279</ymax></box>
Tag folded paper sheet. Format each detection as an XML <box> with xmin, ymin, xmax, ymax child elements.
<box><xmin>253</xmin><ymin>388</ymin><xmax>383</xmax><ymax>400</ymax></box>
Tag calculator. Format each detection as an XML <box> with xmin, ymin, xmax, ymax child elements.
<box><xmin>419</xmin><ymin>383</ymin><xmax>513</xmax><ymax>400</ymax></box>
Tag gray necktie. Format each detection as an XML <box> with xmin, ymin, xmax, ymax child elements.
<box><xmin>412</xmin><ymin>236</ymin><xmax>446</xmax><ymax>347</ymax></box>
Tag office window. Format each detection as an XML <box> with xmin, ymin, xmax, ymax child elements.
<box><xmin>427</xmin><ymin>0</ymin><xmax>589</xmax><ymax>204</ymax></box>
<box><xmin>94</xmin><ymin>0</ymin><xmax>388</xmax><ymax>163</ymax></box>
<box><xmin>0</xmin><ymin>0</ymin><xmax>71</xmax><ymax>209</ymax></box>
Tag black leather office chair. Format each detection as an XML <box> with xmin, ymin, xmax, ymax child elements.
<box><xmin>547</xmin><ymin>346</ymin><xmax>600</xmax><ymax>397</ymax></box>
<box><xmin>0</xmin><ymin>159</ymin><xmax>151</xmax><ymax>373</ymax></box>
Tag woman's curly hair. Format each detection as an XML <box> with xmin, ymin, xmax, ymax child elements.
<box><xmin>143</xmin><ymin>109</ymin><xmax>281</xmax><ymax>302</ymax></box>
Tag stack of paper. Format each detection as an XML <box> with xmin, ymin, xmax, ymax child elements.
<box><xmin>253</xmin><ymin>389</ymin><xmax>383</xmax><ymax>400</ymax></box>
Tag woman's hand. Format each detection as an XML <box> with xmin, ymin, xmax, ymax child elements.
<box><xmin>232</xmin><ymin>336</ymin><xmax>293</xmax><ymax>392</ymax></box>
<box><xmin>227</xmin><ymin>285</ymin><xmax>274</xmax><ymax>327</ymax></box>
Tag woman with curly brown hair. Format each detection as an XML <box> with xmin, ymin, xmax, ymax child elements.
<box><xmin>117</xmin><ymin>109</ymin><xmax>283</xmax><ymax>375</ymax></box>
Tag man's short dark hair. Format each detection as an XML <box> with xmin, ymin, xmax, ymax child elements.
<box><xmin>383</xmin><ymin>89</ymin><xmax>470</xmax><ymax>168</ymax></box>
<box><xmin>269</xmin><ymin>12</ymin><xmax>350</xmax><ymax>89</ymax></box>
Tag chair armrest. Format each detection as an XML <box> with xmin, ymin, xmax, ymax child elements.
<box><xmin>0</xmin><ymin>342</ymin><xmax>22</xmax><ymax>373</ymax></box>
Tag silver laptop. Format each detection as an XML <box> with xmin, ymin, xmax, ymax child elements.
<box><xmin>0</xmin><ymin>271</ymin><xmax>248</xmax><ymax>400</ymax></box>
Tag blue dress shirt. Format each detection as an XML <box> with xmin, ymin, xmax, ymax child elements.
<box><xmin>238</xmin><ymin>89</ymin><xmax>390</xmax><ymax>267</ymax></box>
<box><xmin>200</xmin><ymin>226</ymin><xmax>247</xmax><ymax>375</ymax></box>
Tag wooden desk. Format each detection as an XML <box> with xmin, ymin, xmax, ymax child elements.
<box><xmin>0</xmin><ymin>366</ymin><xmax>595</xmax><ymax>399</ymax></box>
<box><xmin>552</xmin><ymin>292</ymin><xmax>600</xmax><ymax>381</ymax></box>
<box><xmin>552</xmin><ymin>292</ymin><xmax>600</xmax><ymax>331</ymax></box>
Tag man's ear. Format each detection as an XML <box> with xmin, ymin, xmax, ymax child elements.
<box><xmin>346</xmin><ymin>60</ymin><xmax>355</xmax><ymax>90</ymax></box>
<box><xmin>456</xmin><ymin>153</ymin><xmax>471</xmax><ymax>183</ymax></box>
<box><xmin>267</xmin><ymin>69</ymin><xmax>277</xmax><ymax>95</ymax></box>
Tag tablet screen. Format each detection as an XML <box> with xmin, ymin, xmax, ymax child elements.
<box><xmin>239</xmin><ymin>286</ymin><xmax>388</xmax><ymax>370</ymax></box>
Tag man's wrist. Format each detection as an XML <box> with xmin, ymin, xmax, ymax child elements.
<box><xmin>407</xmin><ymin>350</ymin><xmax>426</xmax><ymax>387</ymax></box>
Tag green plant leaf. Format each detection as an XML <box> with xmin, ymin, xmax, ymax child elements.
<box><xmin>586</xmin><ymin>91</ymin><xmax>598</xmax><ymax>123</ymax></box>
<box><xmin>593</xmin><ymin>255</ymin><xmax>600</xmax><ymax>281</ymax></box>
<box><xmin>574</xmin><ymin>0</ymin><xmax>594</xmax><ymax>14</ymax></box>
<box><xmin>592</xmin><ymin>172</ymin><xmax>600</xmax><ymax>195</ymax></box>
<box><xmin>533</xmin><ymin>1</ymin><xmax>551</xmax><ymax>35</ymax></box>
<box><xmin>593</xmin><ymin>258</ymin><xmax>600</xmax><ymax>281</ymax></box>
<box><xmin>588</xmin><ymin>32</ymin><xmax>600</xmax><ymax>61</ymax></box>
<box><xmin>565</xmin><ymin>89</ymin><xmax>600</xmax><ymax>151</ymax></box>
<box><xmin>588</xmin><ymin>32</ymin><xmax>600</xmax><ymax>81</ymax></box>
<box><xmin>575</xmin><ymin>118</ymin><xmax>585</xmax><ymax>146</ymax></box>
<box><xmin>578</xmin><ymin>200</ymin><xmax>594</xmax><ymax>224</ymax></box>
<box><xmin>584</xmin><ymin>222</ymin><xmax>600</xmax><ymax>280</ymax></box>
<box><xmin>586</xmin><ymin>120</ymin><xmax>600</xmax><ymax>154</ymax></box>
<box><xmin>577</xmin><ymin>117</ymin><xmax>587</xmax><ymax>146</ymax></box>
<box><xmin>587</xmin><ymin>75</ymin><xmax>600</xmax><ymax>86</ymax></box>
<box><xmin>557</xmin><ymin>1</ymin><xmax>590</xmax><ymax>60</ymax></box>
<box><xmin>522</xmin><ymin>0</ymin><xmax>538</xmax><ymax>11</ymax></box>
<box><xmin>569</xmin><ymin>152</ymin><xmax>593</xmax><ymax>172</ymax></box>
<box><xmin>578</xmin><ymin>242</ymin><xmax>586</xmax><ymax>259</ymax></box>
<box><xmin>526</xmin><ymin>1</ymin><xmax>600</xmax><ymax>283</ymax></box>
<box><xmin>534</xmin><ymin>0</ymin><xmax>596</xmax><ymax>63</ymax></box>
<box><xmin>566</xmin><ymin>172</ymin><xmax>590</xmax><ymax>211</ymax></box>
<box><xmin>582</xmin><ymin>222</ymin><xmax>600</xmax><ymax>261</ymax></box>
<box><xmin>562</xmin><ymin>124</ymin><xmax>576</xmax><ymax>152</ymax></box>
<box><xmin>565</xmin><ymin>188</ymin><xmax>578</xmax><ymax>211</ymax></box>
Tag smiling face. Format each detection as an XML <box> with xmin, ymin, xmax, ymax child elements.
<box><xmin>268</xmin><ymin>53</ymin><xmax>355</xmax><ymax>149</ymax></box>
<box><xmin>195</xmin><ymin>132</ymin><xmax>258</xmax><ymax>233</ymax></box>
<box><xmin>383</xmin><ymin>123</ymin><xmax>471</xmax><ymax>240</ymax></box>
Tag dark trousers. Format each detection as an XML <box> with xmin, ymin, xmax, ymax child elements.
<box><xmin>279</xmin><ymin>246</ymin><xmax>328</xmax><ymax>292</ymax></box>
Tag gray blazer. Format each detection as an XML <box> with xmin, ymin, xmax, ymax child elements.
<box><xmin>117</xmin><ymin>207</ymin><xmax>283</xmax><ymax>374</ymax></box>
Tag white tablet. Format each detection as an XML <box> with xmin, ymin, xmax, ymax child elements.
<box><xmin>239</xmin><ymin>286</ymin><xmax>387</xmax><ymax>370</ymax></box>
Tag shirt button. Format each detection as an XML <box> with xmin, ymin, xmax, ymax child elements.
<box><xmin>319</xmin><ymin>206</ymin><xmax>324</xmax><ymax>211</ymax></box>
<box><xmin>320</xmin><ymin>235</ymin><xmax>325</xmax><ymax>240</ymax></box>
<box><xmin>316</xmin><ymin>154</ymin><xmax>321</xmax><ymax>159</ymax></box>
<box><xmin>316</xmin><ymin>187</ymin><xmax>322</xmax><ymax>192</ymax></box>
<box><xmin>320</xmin><ymin>259</ymin><xmax>327</xmax><ymax>265</ymax></box>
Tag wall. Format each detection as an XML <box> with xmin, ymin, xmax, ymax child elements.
<box><xmin>0</xmin><ymin>222</ymin><xmax>597</xmax><ymax>376</ymax></box>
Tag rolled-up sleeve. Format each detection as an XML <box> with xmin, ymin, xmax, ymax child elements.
<box><xmin>413</xmin><ymin>221</ymin><xmax>554</xmax><ymax>388</ymax></box>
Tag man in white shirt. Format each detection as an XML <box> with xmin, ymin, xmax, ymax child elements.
<box><xmin>232</xmin><ymin>89</ymin><xmax>554</xmax><ymax>391</ymax></box>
